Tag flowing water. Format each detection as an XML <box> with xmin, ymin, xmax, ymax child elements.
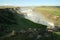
<box><xmin>20</xmin><ymin>7</ymin><xmax>55</xmax><ymax>28</ymax></box>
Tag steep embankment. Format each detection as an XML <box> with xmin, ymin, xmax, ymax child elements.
<box><xmin>0</xmin><ymin>7</ymin><xmax>47</xmax><ymax>37</ymax></box>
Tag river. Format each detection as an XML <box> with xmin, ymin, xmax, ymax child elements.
<box><xmin>19</xmin><ymin>7</ymin><xmax>55</xmax><ymax>29</ymax></box>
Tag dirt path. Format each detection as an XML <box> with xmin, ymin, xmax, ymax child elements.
<box><xmin>0</xmin><ymin>30</ymin><xmax>15</xmax><ymax>39</ymax></box>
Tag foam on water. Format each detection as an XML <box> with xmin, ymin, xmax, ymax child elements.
<box><xmin>20</xmin><ymin>8</ymin><xmax>55</xmax><ymax>28</ymax></box>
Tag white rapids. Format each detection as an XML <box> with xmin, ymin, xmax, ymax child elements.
<box><xmin>19</xmin><ymin>7</ymin><xmax>55</xmax><ymax>29</ymax></box>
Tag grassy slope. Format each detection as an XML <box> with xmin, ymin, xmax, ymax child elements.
<box><xmin>2</xmin><ymin>15</ymin><xmax>60</xmax><ymax>40</ymax></box>
<box><xmin>14</xmin><ymin>13</ymin><xmax>47</xmax><ymax>31</ymax></box>
<box><xmin>0</xmin><ymin>6</ymin><xmax>60</xmax><ymax>40</ymax></box>
<box><xmin>0</xmin><ymin>7</ymin><xmax>47</xmax><ymax>40</ymax></box>
<box><xmin>34</xmin><ymin>6</ymin><xmax>60</xmax><ymax>26</ymax></box>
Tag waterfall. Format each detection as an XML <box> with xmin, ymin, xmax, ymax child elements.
<box><xmin>20</xmin><ymin>7</ymin><xmax>55</xmax><ymax>29</ymax></box>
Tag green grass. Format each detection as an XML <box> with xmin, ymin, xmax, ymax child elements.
<box><xmin>55</xmin><ymin>32</ymin><xmax>60</xmax><ymax>35</ymax></box>
<box><xmin>0</xmin><ymin>8</ymin><xmax>47</xmax><ymax>40</ymax></box>
<box><xmin>1</xmin><ymin>13</ymin><xmax>60</xmax><ymax>40</ymax></box>
<box><xmin>35</xmin><ymin>7</ymin><xmax>60</xmax><ymax>16</ymax></box>
<box><xmin>0</xmin><ymin>6</ymin><xmax>60</xmax><ymax>40</ymax></box>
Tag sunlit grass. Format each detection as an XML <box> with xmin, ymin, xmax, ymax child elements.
<box><xmin>55</xmin><ymin>32</ymin><xmax>60</xmax><ymax>35</ymax></box>
<box><xmin>35</xmin><ymin>7</ymin><xmax>60</xmax><ymax>16</ymax></box>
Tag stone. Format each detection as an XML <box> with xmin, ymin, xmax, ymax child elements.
<box><xmin>28</xmin><ymin>34</ymin><xmax>34</xmax><ymax>38</ymax></box>
<box><xmin>36</xmin><ymin>35</ymin><xmax>42</xmax><ymax>39</ymax></box>
<box><xmin>20</xmin><ymin>29</ymin><xmax>26</xmax><ymax>33</ymax></box>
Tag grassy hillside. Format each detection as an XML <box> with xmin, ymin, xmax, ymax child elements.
<box><xmin>0</xmin><ymin>6</ymin><xmax>60</xmax><ymax>40</ymax></box>
<box><xmin>0</xmin><ymin>7</ymin><xmax>47</xmax><ymax>39</ymax></box>
<box><xmin>34</xmin><ymin>6</ymin><xmax>60</xmax><ymax>26</ymax></box>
